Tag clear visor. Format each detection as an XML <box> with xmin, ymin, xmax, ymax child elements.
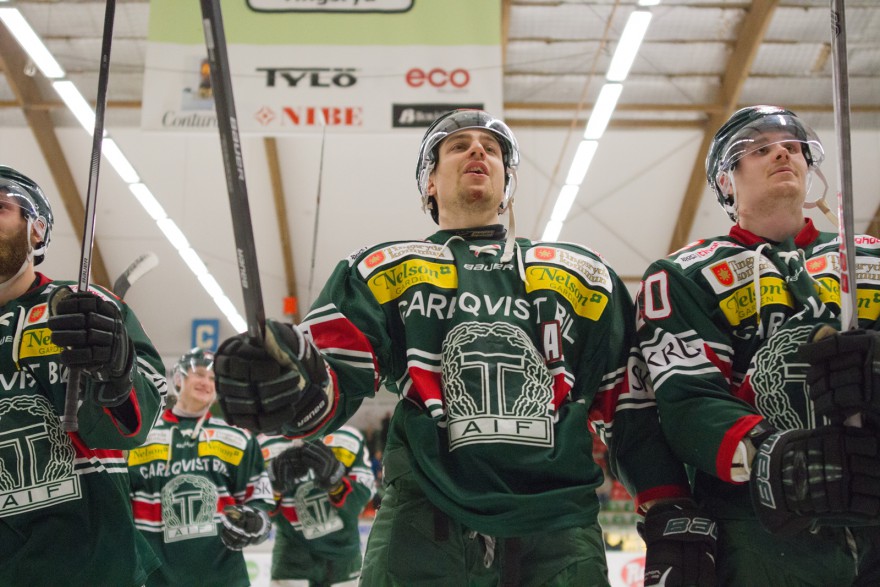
<box><xmin>0</xmin><ymin>180</ymin><xmax>40</xmax><ymax>219</ymax></box>
<box><xmin>717</xmin><ymin>114</ymin><xmax>825</xmax><ymax>174</ymax></box>
<box><xmin>422</xmin><ymin>112</ymin><xmax>520</xmax><ymax>169</ymax></box>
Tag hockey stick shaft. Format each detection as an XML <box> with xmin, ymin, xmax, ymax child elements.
<box><xmin>199</xmin><ymin>0</ymin><xmax>265</xmax><ymax>341</ymax></box>
<box><xmin>830</xmin><ymin>0</ymin><xmax>861</xmax><ymax>428</ymax></box>
<box><xmin>62</xmin><ymin>0</ymin><xmax>116</xmax><ymax>432</ymax></box>
<box><xmin>831</xmin><ymin>0</ymin><xmax>857</xmax><ymax>332</ymax></box>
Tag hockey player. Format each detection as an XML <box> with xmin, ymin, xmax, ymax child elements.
<box><xmin>128</xmin><ymin>348</ymin><xmax>274</xmax><ymax>586</ymax></box>
<box><xmin>0</xmin><ymin>166</ymin><xmax>166</xmax><ymax>586</ymax></box>
<box><xmin>636</xmin><ymin>105</ymin><xmax>880</xmax><ymax>584</ymax></box>
<box><xmin>261</xmin><ymin>425</ymin><xmax>375</xmax><ymax>586</ymax></box>
<box><xmin>211</xmin><ymin>109</ymin><xmax>711</xmax><ymax>585</ymax></box>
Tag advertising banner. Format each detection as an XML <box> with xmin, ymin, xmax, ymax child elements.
<box><xmin>142</xmin><ymin>0</ymin><xmax>502</xmax><ymax>133</ymax></box>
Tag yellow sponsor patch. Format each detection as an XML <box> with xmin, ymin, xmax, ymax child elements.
<box><xmin>525</xmin><ymin>265</ymin><xmax>607</xmax><ymax>320</ymax></box>
<box><xmin>199</xmin><ymin>441</ymin><xmax>244</xmax><ymax>466</ymax></box>
<box><xmin>19</xmin><ymin>327</ymin><xmax>62</xmax><ymax>359</ymax></box>
<box><xmin>331</xmin><ymin>447</ymin><xmax>356</xmax><ymax>467</ymax></box>
<box><xmin>814</xmin><ymin>277</ymin><xmax>880</xmax><ymax>321</ymax></box>
<box><xmin>128</xmin><ymin>444</ymin><xmax>169</xmax><ymax>465</ymax></box>
<box><xmin>367</xmin><ymin>259</ymin><xmax>457</xmax><ymax>304</ymax></box>
<box><xmin>719</xmin><ymin>277</ymin><xmax>793</xmax><ymax>325</ymax></box>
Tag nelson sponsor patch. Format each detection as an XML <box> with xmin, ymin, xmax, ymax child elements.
<box><xmin>525</xmin><ymin>246</ymin><xmax>611</xmax><ymax>289</ymax></box>
<box><xmin>19</xmin><ymin>327</ymin><xmax>62</xmax><ymax>360</ymax></box>
<box><xmin>719</xmin><ymin>277</ymin><xmax>793</xmax><ymax>325</ymax></box>
<box><xmin>525</xmin><ymin>265</ymin><xmax>608</xmax><ymax>320</ymax></box>
<box><xmin>367</xmin><ymin>259</ymin><xmax>457</xmax><ymax>304</ymax></box>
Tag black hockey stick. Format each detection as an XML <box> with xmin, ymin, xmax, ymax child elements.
<box><xmin>59</xmin><ymin>0</ymin><xmax>116</xmax><ymax>432</ymax></box>
<box><xmin>199</xmin><ymin>0</ymin><xmax>265</xmax><ymax>341</ymax></box>
<box><xmin>112</xmin><ymin>252</ymin><xmax>159</xmax><ymax>300</ymax></box>
<box><xmin>830</xmin><ymin>0</ymin><xmax>861</xmax><ymax>427</ymax></box>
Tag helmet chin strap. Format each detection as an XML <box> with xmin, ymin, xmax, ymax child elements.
<box><xmin>499</xmin><ymin>170</ymin><xmax>518</xmax><ymax>263</ymax></box>
<box><xmin>802</xmin><ymin>168</ymin><xmax>838</xmax><ymax>227</ymax></box>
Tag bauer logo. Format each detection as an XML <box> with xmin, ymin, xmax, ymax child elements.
<box><xmin>392</xmin><ymin>103</ymin><xmax>483</xmax><ymax>128</ymax></box>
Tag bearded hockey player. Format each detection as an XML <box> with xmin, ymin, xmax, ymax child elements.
<box><xmin>636</xmin><ymin>105</ymin><xmax>880</xmax><ymax>585</ymax></box>
<box><xmin>128</xmin><ymin>348</ymin><xmax>273</xmax><ymax>586</ymax></box>
<box><xmin>211</xmin><ymin>109</ymin><xmax>706</xmax><ymax>586</ymax></box>
<box><xmin>0</xmin><ymin>166</ymin><xmax>166</xmax><ymax>586</ymax></box>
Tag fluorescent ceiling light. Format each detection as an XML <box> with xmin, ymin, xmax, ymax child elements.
<box><xmin>198</xmin><ymin>273</ymin><xmax>225</xmax><ymax>301</ymax></box>
<box><xmin>102</xmin><ymin>139</ymin><xmax>140</xmax><ymax>184</ymax></box>
<box><xmin>129</xmin><ymin>183</ymin><xmax>167</xmax><ymax>221</ymax></box>
<box><xmin>157</xmin><ymin>218</ymin><xmax>190</xmax><ymax>251</ymax></box>
<box><xmin>52</xmin><ymin>81</ymin><xmax>95</xmax><ymax>132</ymax></box>
<box><xmin>550</xmin><ymin>185</ymin><xmax>581</xmax><ymax>223</ymax></box>
<box><xmin>584</xmin><ymin>83</ymin><xmax>623</xmax><ymax>140</ymax></box>
<box><xmin>607</xmin><ymin>11</ymin><xmax>652</xmax><ymax>82</ymax></box>
<box><xmin>0</xmin><ymin>9</ymin><xmax>64</xmax><ymax>78</ymax></box>
<box><xmin>638</xmin><ymin>0</ymin><xmax>661</xmax><ymax>6</ymax></box>
<box><xmin>179</xmin><ymin>247</ymin><xmax>208</xmax><ymax>277</ymax></box>
<box><xmin>541</xmin><ymin>220</ymin><xmax>564</xmax><ymax>242</ymax></box>
<box><xmin>565</xmin><ymin>141</ymin><xmax>599</xmax><ymax>185</ymax></box>
<box><xmin>214</xmin><ymin>295</ymin><xmax>247</xmax><ymax>334</ymax></box>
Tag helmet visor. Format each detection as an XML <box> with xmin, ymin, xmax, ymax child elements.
<box><xmin>716</xmin><ymin>113</ymin><xmax>824</xmax><ymax>176</ymax></box>
<box><xmin>0</xmin><ymin>179</ymin><xmax>41</xmax><ymax>219</ymax></box>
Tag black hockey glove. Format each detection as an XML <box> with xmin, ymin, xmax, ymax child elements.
<box><xmin>269</xmin><ymin>445</ymin><xmax>309</xmax><ymax>493</ymax></box>
<box><xmin>215</xmin><ymin>319</ymin><xmax>333</xmax><ymax>434</ymax></box>
<box><xmin>301</xmin><ymin>440</ymin><xmax>346</xmax><ymax>491</ymax></box>
<box><xmin>799</xmin><ymin>325</ymin><xmax>880</xmax><ymax>426</ymax></box>
<box><xmin>47</xmin><ymin>288</ymin><xmax>135</xmax><ymax>407</ymax></box>
<box><xmin>220</xmin><ymin>504</ymin><xmax>270</xmax><ymax>551</ymax></box>
<box><xmin>750</xmin><ymin>425</ymin><xmax>880</xmax><ymax>536</ymax></box>
<box><xmin>638</xmin><ymin>499</ymin><xmax>717</xmax><ymax>587</ymax></box>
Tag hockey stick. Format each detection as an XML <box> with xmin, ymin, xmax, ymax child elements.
<box><xmin>199</xmin><ymin>0</ymin><xmax>265</xmax><ymax>341</ymax></box>
<box><xmin>112</xmin><ymin>252</ymin><xmax>159</xmax><ymax>300</ymax></box>
<box><xmin>61</xmin><ymin>0</ymin><xmax>116</xmax><ymax>432</ymax></box>
<box><xmin>830</xmin><ymin>0</ymin><xmax>861</xmax><ymax>427</ymax></box>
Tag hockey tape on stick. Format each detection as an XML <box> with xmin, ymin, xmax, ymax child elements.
<box><xmin>199</xmin><ymin>0</ymin><xmax>265</xmax><ymax>341</ymax></box>
<box><xmin>112</xmin><ymin>252</ymin><xmax>159</xmax><ymax>300</ymax></box>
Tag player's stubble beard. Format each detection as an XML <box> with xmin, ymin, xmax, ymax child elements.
<box><xmin>0</xmin><ymin>222</ymin><xmax>30</xmax><ymax>279</ymax></box>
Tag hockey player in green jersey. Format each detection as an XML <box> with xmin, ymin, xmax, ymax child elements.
<box><xmin>261</xmin><ymin>425</ymin><xmax>375</xmax><ymax>586</ymax></box>
<box><xmin>213</xmin><ymin>109</ymin><xmax>708</xmax><ymax>586</ymax></box>
<box><xmin>128</xmin><ymin>348</ymin><xmax>274</xmax><ymax>586</ymax></box>
<box><xmin>0</xmin><ymin>166</ymin><xmax>166</xmax><ymax>586</ymax></box>
<box><xmin>636</xmin><ymin>105</ymin><xmax>880</xmax><ymax>585</ymax></box>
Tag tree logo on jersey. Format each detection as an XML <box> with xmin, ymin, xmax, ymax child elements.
<box><xmin>443</xmin><ymin>322</ymin><xmax>554</xmax><ymax>450</ymax></box>
<box><xmin>161</xmin><ymin>474</ymin><xmax>219</xmax><ymax>542</ymax></box>
<box><xmin>710</xmin><ymin>262</ymin><xmax>735</xmax><ymax>287</ymax></box>
<box><xmin>292</xmin><ymin>480</ymin><xmax>343</xmax><ymax>539</ymax></box>
<box><xmin>748</xmin><ymin>322</ymin><xmax>816</xmax><ymax>430</ymax></box>
<box><xmin>0</xmin><ymin>395</ymin><xmax>80</xmax><ymax>518</ymax></box>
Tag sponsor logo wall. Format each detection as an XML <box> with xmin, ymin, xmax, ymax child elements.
<box><xmin>143</xmin><ymin>0</ymin><xmax>502</xmax><ymax>133</ymax></box>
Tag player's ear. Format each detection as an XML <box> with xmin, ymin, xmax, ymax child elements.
<box><xmin>717</xmin><ymin>171</ymin><xmax>734</xmax><ymax>196</ymax></box>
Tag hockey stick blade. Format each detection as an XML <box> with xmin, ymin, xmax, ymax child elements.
<box><xmin>113</xmin><ymin>252</ymin><xmax>159</xmax><ymax>299</ymax></box>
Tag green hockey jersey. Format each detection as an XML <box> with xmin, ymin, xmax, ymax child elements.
<box><xmin>128</xmin><ymin>410</ymin><xmax>274</xmax><ymax>586</ymax></box>
<box><xmin>636</xmin><ymin>220</ymin><xmax>880</xmax><ymax>518</ymax></box>
<box><xmin>0</xmin><ymin>275</ymin><xmax>166</xmax><ymax>587</ymax></box>
<box><xmin>299</xmin><ymin>227</ymin><xmax>688</xmax><ymax>537</ymax></box>
<box><xmin>260</xmin><ymin>426</ymin><xmax>375</xmax><ymax>576</ymax></box>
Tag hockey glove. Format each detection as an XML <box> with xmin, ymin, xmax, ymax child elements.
<box><xmin>799</xmin><ymin>325</ymin><xmax>880</xmax><ymax>426</ymax></box>
<box><xmin>301</xmin><ymin>440</ymin><xmax>346</xmax><ymax>492</ymax></box>
<box><xmin>220</xmin><ymin>504</ymin><xmax>270</xmax><ymax>551</ymax></box>
<box><xmin>269</xmin><ymin>445</ymin><xmax>309</xmax><ymax>493</ymax></box>
<box><xmin>47</xmin><ymin>288</ymin><xmax>135</xmax><ymax>407</ymax></box>
<box><xmin>215</xmin><ymin>319</ymin><xmax>333</xmax><ymax>434</ymax></box>
<box><xmin>750</xmin><ymin>425</ymin><xmax>880</xmax><ymax>536</ymax></box>
<box><xmin>638</xmin><ymin>499</ymin><xmax>717</xmax><ymax>587</ymax></box>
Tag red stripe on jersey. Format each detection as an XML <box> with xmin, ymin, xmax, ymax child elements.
<box><xmin>216</xmin><ymin>496</ymin><xmax>236</xmax><ymax>512</ymax></box>
<box><xmin>551</xmin><ymin>372</ymin><xmax>572</xmax><ymax>410</ymax></box>
<box><xmin>702</xmin><ymin>342</ymin><xmax>731</xmax><ymax>380</ymax></box>
<box><xmin>634</xmin><ymin>484</ymin><xmax>691</xmax><ymax>513</ymax></box>
<box><xmin>132</xmin><ymin>499</ymin><xmax>162</xmax><ymax>523</ymax></box>
<box><xmin>588</xmin><ymin>374</ymin><xmax>623</xmax><ymax>428</ymax></box>
<box><xmin>279</xmin><ymin>504</ymin><xmax>300</xmax><ymax>524</ymax></box>
<box><xmin>68</xmin><ymin>433</ymin><xmax>124</xmax><ymax>461</ymax></box>
<box><xmin>310</xmin><ymin>316</ymin><xmax>375</xmax><ymax>357</ymax></box>
<box><xmin>732</xmin><ymin>375</ymin><xmax>756</xmax><ymax>407</ymax></box>
<box><xmin>406</xmin><ymin>366</ymin><xmax>443</xmax><ymax>411</ymax></box>
<box><xmin>103</xmin><ymin>388</ymin><xmax>144</xmax><ymax>438</ymax></box>
<box><xmin>716</xmin><ymin>414</ymin><xmax>764</xmax><ymax>483</ymax></box>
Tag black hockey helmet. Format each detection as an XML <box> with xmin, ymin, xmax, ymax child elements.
<box><xmin>0</xmin><ymin>166</ymin><xmax>54</xmax><ymax>264</ymax></box>
<box><xmin>706</xmin><ymin>105</ymin><xmax>824</xmax><ymax>221</ymax></box>
<box><xmin>172</xmin><ymin>347</ymin><xmax>215</xmax><ymax>393</ymax></box>
<box><xmin>415</xmin><ymin>109</ymin><xmax>520</xmax><ymax>223</ymax></box>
